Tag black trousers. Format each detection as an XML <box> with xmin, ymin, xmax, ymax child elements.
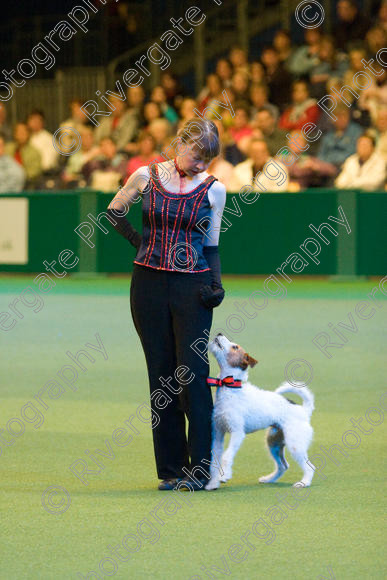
<box><xmin>130</xmin><ymin>263</ymin><xmax>214</xmax><ymax>480</ymax></box>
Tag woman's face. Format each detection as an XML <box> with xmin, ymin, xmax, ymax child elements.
<box><xmin>177</xmin><ymin>143</ymin><xmax>211</xmax><ymax>177</ymax></box>
<box><xmin>144</xmin><ymin>103</ymin><xmax>161</xmax><ymax>122</ymax></box>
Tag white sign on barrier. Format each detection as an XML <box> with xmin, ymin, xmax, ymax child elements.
<box><xmin>0</xmin><ymin>198</ymin><xmax>29</xmax><ymax>264</ymax></box>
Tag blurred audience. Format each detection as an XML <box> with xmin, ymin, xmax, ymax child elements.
<box><xmin>335</xmin><ymin>133</ymin><xmax>386</xmax><ymax>190</ymax></box>
<box><xmin>279</xmin><ymin>80</ymin><xmax>320</xmax><ymax>131</ymax></box>
<box><xmin>229</xmin><ymin>137</ymin><xmax>289</xmax><ymax>192</ymax></box>
<box><xmin>2</xmin><ymin>2</ymin><xmax>385</xmax><ymax>193</ymax></box>
<box><xmin>82</xmin><ymin>136</ymin><xmax>127</xmax><ymax>191</ymax></box>
<box><xmin>0</xmin><ymin>134</ymin><xmax>26</xmax><ymax>192</ymax></box>
<box><xmin>6</xmin><ymin>122</ymin><xmax>42</xmax><ymax>188</ymax></box>
<box><xmin>94</xmin><ymin>96</ymin><xmax>138</xmax><ymax>151</ymax></box>
<box><xmin>317</xmin><ymin>107</ymin><xmax>363</xmax><ymax>169</ymax></box>
<box><xmin>27</xmin><ymin>110</ymin><xmax>58</xmax><ymax>173</ymax></box>
<box><xmin>125</xmin><ymin>131</ymin><xmax>163</xmax><ymax>179</ymax></box>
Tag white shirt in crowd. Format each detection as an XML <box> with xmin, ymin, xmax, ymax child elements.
<box><xmin>335</xmin><ymin>151</ymin><xmax>386</xmax><ymax>191</ymax></box>
<box><xmin>229</xmin><ymin>157</ymin><xmax>290</xmax><ymax>193</ymax></box>
<box><xmin>30</xmin><ymin>129</ymin><xmax>59</xmax><ymax>171</ymax></box>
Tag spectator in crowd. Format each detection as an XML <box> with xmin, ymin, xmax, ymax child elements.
<box><xmin>220</xmin><ymin>88</ymin><xmax>237</xmax><ymax>130</ymax></box>
<box><xmin>6</xmin><ymin>122</ymin><xmax>42</xmax><ymax>188</ymax></box>
<box><xmin>365</xmin><ymin>26</ymin><xmax>386</xmax><ymax>55</ymax></box>
<box><xmin>273</xmin><ymin>29</ymin><xmax>294</xmax><ymax>71</ymax></box>
<box><xmin>0</xmin><ymin>134</ymin><xmax>26</xmax><ymax>192</ymax></box>
<box><xmin>216</xmin><ymin>58</ymin><xmax>233</xmax><ymax>89</ymax></box>
<box><xmin>375</xmin><ymin>0</ymin><xmax>387</xmax><ymax>32</ymax></box>
<box><xmin>261</xmin><ymin>46</ymin><xmax>293</xmax><ymax>112</ymax></box>
<box><xmin>335</xmin><ymin>133</ymin><xmax>386</xmax><ymax>190</ymax></box>
<box><xmin>228</xmin><ymin>103</ymin><xmax>253</xmax><ymax>145</ymax></box>
<box><xmin>177</xmin><ymin>98</ymin><xmax>197</xmax><ymax>130</ymax></box>
<box><xmin>334</xmin><ymin>0</ymin><xmax>371</xmax><ymax>51</ymax></box>
<box><xmin>27</xmin><ymin>110</ymin><xmax>58</xmax><ymax>173</ymax></box>
<box><xmin>197</xmin><ymin>74</ymin><xmax>225</xmax><ymax>118</ymax></box>
<box><xmin>229</xmin><ymin>137</ymin><xmax>289</xmax><ymax>192</ymax></box>
<box><xmin>279</xmin><ymin>80</ymin><xmax>320</xmax><ymax>131</ymax></box>
<box><xmin>249</xmin><ymin>61</ymin><xmax>266</xmax><ymax>84</ymax></box>
<box><xmin>254</xmin><ymin>106</ymin><xmax>286</xmax><ymax>156</ymax></box>
<box><xmin>126</xmin><ymin>85</ymin><xmax>146</xmax><ymax>127</ymax></box>
<box><xmin>249</xmin><ymin>84</ymin><xmax>279</xmax><ymax>121</ymax></box>
<box><xmin>318</xmin><ymin>106</ymin><xmax>363</xmax><ymax>169</ymax></box>
<box><xmin>229</xmin><ymin>45</ymin><xmax>250</xmax><ymax>76</ymax></box>
<box><xmin>374</xmin><ymin>107</ymin><xmax>387</xmax><ymax>160</ymax></box>
<box><xmin>61</xmin><ymin>127</ymin><xmax>99</xmax><ymax>188</ymax></box>
<box><xmin>284</xmin><ymin>130</ymin><xmax>338</xmax><ymax>189</ymax></box>
<box><xmin>310</xmin><ymin>36</ymin><xmax>348</xmax><ymax>99</ymax></box>
<box><xmin>360</xmin><ymin>67</ymin><xmax>387</xmax><ymax>124</ymax></box>
<box><xmin>0</xmin><ymin>104</ymin><xmax>12</xmax><ymax>142</ymax></box>
<box><xmin>60</xmin><ymin>97</ymin><xmax>91</xmax><ymax>149</ymax></box>
<box><xmin>150</xmin><ymin>85</ymin><xmax>179</xmax><ymax>126</ymax></box>
<box><xmin>94</xmin><ymin>96</ymin><xmax>137</xmax><ymax>152</ymax></box>
<box><xmin>125</xmin><ymin>131</ymin><xmax>163</xmax><ymax>179</ymax></box>
<box><xmin>231</xmin><ymin>71</ymin><xmax>250</xmax><ymax>102</ymax></box>
<box><xmin>206</xmin><ymin>120</ymin><xmax>234</xmax><ymax>191</ymax></box>
<box><xmin>160</xmin><ymin>72</ymin><xmax>186</xmax><ymax>110</ymax></box>
<box><xmin>82</xmin><ymin>136</ymin><xmax>127</xmax><ymax>191</ymax></box>
<box><xmin>288</xmin><ymin>27</ymin><xmax>321</xmax><ymax>78</ymax></box>
<box><xmin>148</xmin><ymin>118</ymin><xmax>173</xmax><ymax>153</ymax></box>
<box><xmin>143</xmin><ymin>101</ymin><xmax>163</xmax><ymax>129</ymax></box>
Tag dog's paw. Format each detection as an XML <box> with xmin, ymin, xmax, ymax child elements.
<box><xmin>259</xmin><ymin>475</ymin><xmax>277</xmax><ymax>484</ymax></box>
<box><xmin>205</xmin><ymin>480</ymin><xmax>220</xmax><ymax>491</ymax></box>
<box><xmin>293</xmin><ymin>480</ymin><xmax>310</xmax><ymax>488</ymax></box>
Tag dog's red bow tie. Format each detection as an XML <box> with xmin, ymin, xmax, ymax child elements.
<box><xmin>206</xmin><ymin>376</ymin><xmax>242</xmax><ymax>388</ymax></box>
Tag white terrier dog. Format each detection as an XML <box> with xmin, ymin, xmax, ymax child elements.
<box><xmin>205</xmin><ymin>333</ymin><xmax>315</xmax><ymax>491</ymax></box>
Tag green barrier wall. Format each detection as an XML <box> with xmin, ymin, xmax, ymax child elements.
<box><xmin>0</xmin><ymin>189</ymin><xmax>385</xmax><ymax>276</ymax></box>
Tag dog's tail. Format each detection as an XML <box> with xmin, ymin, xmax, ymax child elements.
<box><xmin>275</xmin><ymin>382</ymin><xmax>315</xmax><ymax>419</ymax></box>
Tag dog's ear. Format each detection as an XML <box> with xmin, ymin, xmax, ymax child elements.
<box><xmin>241</xmin><ymin>353</ymin><xmax>258</xmax><ymax>369</ymax></box>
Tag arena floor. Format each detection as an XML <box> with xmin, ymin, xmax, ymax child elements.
<box><xmin>1</xmin><ymin>275</ymin><xmax>385</xmax><ymax>579</ymax></box>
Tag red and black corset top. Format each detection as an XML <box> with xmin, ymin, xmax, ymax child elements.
<box><xmin>133</xmin><ymin>162</ymin><xmax>218</xmax><ymax>273</ymax></box>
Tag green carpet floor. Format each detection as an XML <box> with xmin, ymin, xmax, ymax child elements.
<box><xmin>0</xmin><ymin>275</ymin><xmax>385</xmax><ymax>579</ymax></box>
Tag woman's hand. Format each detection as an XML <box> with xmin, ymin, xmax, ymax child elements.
<box><xmin>199</xmin><ymin>285</ymin><xmax>225</xmax><ymax>309</ymax></box>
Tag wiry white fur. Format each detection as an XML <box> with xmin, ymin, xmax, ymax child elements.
<box><xmin>205</xmin><ymin>334</ymin><xmax>316</xmax><ymax>491</ymax></box>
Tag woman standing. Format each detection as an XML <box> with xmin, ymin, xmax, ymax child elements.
<box><xmin>107</xmin><ymin>118</ymin><xmax>226</xmax><ymax>491</ymax></box>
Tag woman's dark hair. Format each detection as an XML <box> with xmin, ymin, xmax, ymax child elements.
<box><xmin>176</xmin><ymin>118</ymin><xmax>220</xmax><ymax>162</ymax></box>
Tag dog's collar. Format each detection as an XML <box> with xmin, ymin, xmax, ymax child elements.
<box><xmin>207</xmin><ymin>376</ymin><xmax>242</xmax><ymax>388</ymax></box>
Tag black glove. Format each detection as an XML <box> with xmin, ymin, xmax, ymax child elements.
<box><xmin>106</xmin><ymin>208</ymin><xmax>142</xmax><ymax>250</ymax></box>
<box><xmin>199</xmin><ymin>245</ymin><xmax>225</xmax><ymax>309</ymax></box>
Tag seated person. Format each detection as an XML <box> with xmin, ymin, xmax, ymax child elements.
<box><xmin>228</xmin><ymin>103</ymin><xmax>253</xmax><ymax>145</ymax></box>
<box><xmin>229</xmin><ymin>137</ymin><xmax>289</xmax><ymax>193</ymax></box>
<box><xmin>374</xmin><ymin>107</ymin><xmax>387</xmax><ymax>161</ymax></box>
<box><xmin>254</xmin><ymin>106</ymin><xmax>286</xmax><ymax>157</ymax></box>
<box><xmin>335</xmin><ymin>133</ymin><xmax>386</xmax><ymax>190</ymax></box>
<box><xmin>280</xmin><ymin>130</ymin><xmax>338</xmax><ymax>189</ymax></box>
<box><xmin>317</xmin><ymin>106</ymin><xmax>363</xmax><ymax>169</ymax></box>
<box><xmin>0</xmin><ymin>134</ymin><xmax>25</xmax><ymax>192</ymax></box>
<box><xmin>150</xmin><ymin>85</ymin><xmax>179</xmax><ymax>126</ymax></box>
<box><xmin>27</xmin><ymin>109</ymin><xmax>59</xmax><ymax>173</ymax></box>
<box><xmin>279</xmin><ymin>80</ymin><xmax>320</xmax><ymax>131</ymax></box>
<box><xmin>94</xmin><ymin>96</ymin><xmax>138</xmax><ymax>151</ymax></box>
<box><xmin>61</xmin><ymin>127</ymin><xmax>100</xmax><ymax>188</ymax></box>
<box><xmin>6</xmin><ymin>122</ymin><xmax>42</xmax><ymax>189</ymax></box>
<box><xmin>82</xmin><ymin>137</ymin><xmax>127</xmax><ymax>191</ymax></box>
<box><xmin>249</xmin><ymin>83</ymin><xmax>279</xmax><ymax>121</ymax></box>
<box><xmin>207</xmin><ymin>120</ymin><xmax>235</xmax><ymax>192</ymax></box>
<box><xmin>125</xmin><ymin>131</ymin><xmax>164</xmax><ymax>179</ymax></box>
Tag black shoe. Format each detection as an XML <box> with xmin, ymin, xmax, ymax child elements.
<box><xmin>177</xmin><ymin>476</ymin><xmax>208</xmax><ymax>491</ymax></box>
<box><xmin>158</xmin><ymin>478</ymin><xmax>182</xmax><ymax>491</ymax></box>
